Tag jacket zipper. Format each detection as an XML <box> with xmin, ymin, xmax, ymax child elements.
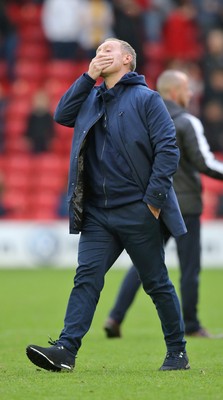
<box><xmin>101</xmin><ymin>113</ymin><xmax>108</xmax><ymax>207</ymax></box>
<box><xmin>73</xmin><ymin>112</ymin><xmax>104</xmax><ymax>191</ymax></box>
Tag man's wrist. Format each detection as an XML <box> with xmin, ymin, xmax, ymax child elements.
<box><xmin>86</xmin><ymin>72</ymin><xmax>97</xmax><ymax>81</ymax></box>
<box><xmin>85</xmin><ymin>72</ymin><xmax>96</xmax><ymax>82</ymax></box>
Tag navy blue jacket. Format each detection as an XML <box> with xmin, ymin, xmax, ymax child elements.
<box><xmin>54</xmin><ymin>72</ymin><xmax>187</xmax><ymax>237</ymax></box>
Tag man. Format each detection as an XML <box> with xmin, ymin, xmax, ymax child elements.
<box><xmin>26</xmin><ymin>39</ymin><xmax>190</xmax><ymax>372</ymax></box>
<box><xmin>104</xmin><ymin>69</ymin><xmax>223</xmax><ymax>340</ymax></box>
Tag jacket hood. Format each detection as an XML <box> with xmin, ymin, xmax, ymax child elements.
<box><xmin>164</xmin><ymin>99</ymin><xmax>185</xmax><ymax>119</ymax></box>
<box><xmin>118</xmin><ymin>72</ymin><xmax>148</xmax><ymax>87</ymax></box>
<box><xmin>98</xmin><ymin>72</ymin><xmax>148</xmax><ymax>92</ymax></box>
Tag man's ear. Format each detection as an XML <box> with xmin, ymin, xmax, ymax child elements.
<box><xmin>123</xmin><ymin>54</ymin><xmax>132</xmax><ymax>66</ymax></box>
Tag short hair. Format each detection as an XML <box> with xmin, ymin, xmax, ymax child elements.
<box><xmin>104</xmin><ymin>38</ymin><xmax>136</xmax><ymax>71</ymax></box>
<box><xmin>157</xmin><ymin>70</ymin><xmax>187</xmax><ymax>96</ymax></box>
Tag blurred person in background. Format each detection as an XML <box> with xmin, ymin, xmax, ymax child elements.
<box><xmin>25</xmin><ymin>89</ymin><xmax>54</xmax><ymax>153</ymax></box>
<box><xmin>78</xmin><ymin>0</ymin><xmax>114</xmax><ymax>59</ymax></box>
<box><xmin>104</xmin><ymin>69</ymin><xmax>223</xmax><ymax>339</ymax></box>
<box><xmin>0</xmin><ymin>0</ymin><xmax>18</xmax><ymax>80</ymax></box>
<box><xmin>203</xmin><ymin>67</ymin><xmax>223</xmax><ymax>105</ymax></box>
<box><xmin>192</xmin><ymin>0</ymin><xmax>223</xmax><ymax>35</ymax></box>
<box><xmin>202</xmin><ymin>29</ymin><xmax>223</xmax><ymax>88</ymax></box>
<box><xmin>202</xmin><ymin>99</ymin><xmax>223</xmax><ymax>153</ymax></box>
<box><xmin>41</xmin><ymin>0</ymin><xmax>87</xmax><ymax>60</ymax></box>
<box><xmin>201</xmin><ymin>65</ymin><xmax>223</xmax><ymax>152</ymax></box>
<box><xmin>111</xmin><ymin>0</ymin><xmax>146</xmax><ymax>73</ymax></box>
<box><xmin>143</xmin><ymin>0</ymin><xmax>176</xmax><ymax>43</ymax></box>
<box><xmin>165</xmin><ymin>60</ymin><xmax>204</xmax><ymax>116</ymax></box>
<box><xmin>162</xmin><ymin>0</ymin><xmax>203</xmax><ymax>62</ymax></box>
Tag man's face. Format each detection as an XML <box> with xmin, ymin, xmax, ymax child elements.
<box><xmin>176</xmin><ymin>76</ymin><xmax>192</xmax><ymax>108</ymax></box>
<box><xmin>96</xmin><ymin>40</ymin><xmax>129</xmax><ymax>77</ymax></box>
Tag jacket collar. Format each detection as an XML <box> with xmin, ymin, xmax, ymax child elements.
<box><xmin>96</xmin><ymin>72</ymin><xmax>147</xmax><ymax>102</ymax></box>
<box><xmin>164</xmin><ymin>99</ymin><xmax>186</xmax><ymax>119</ymax></box>
<box><xmin>96</xmin><ymin>82</ymin><xmax>124</xmax><ymax>102</ymax></box>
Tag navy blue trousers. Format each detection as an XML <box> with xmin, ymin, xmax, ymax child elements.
<box><xmin>58</xmin><ymin>201</ymin><xmax>186</xmax><ymax>355</ymax></box>
<box><xmin>109</xmin><ymin>215</ymin><xmax>201</xmax><ymax>334</ymax></box>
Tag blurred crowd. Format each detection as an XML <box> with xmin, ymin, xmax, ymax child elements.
<box><xmin>1</xmin><ymin>0</ymin><xmax>223</xmax><ymax>220</ymax></box>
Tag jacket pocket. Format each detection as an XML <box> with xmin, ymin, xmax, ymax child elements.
<box><xmin>145</xmin><ymin>202</ymin><xmax>159</xmax><ymax>221</ymax></box>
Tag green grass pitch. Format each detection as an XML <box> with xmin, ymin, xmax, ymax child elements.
<box><xmin>1</xmin><ymin>267</ymin><xmax>223</xmax><ymax>400</ymax></box>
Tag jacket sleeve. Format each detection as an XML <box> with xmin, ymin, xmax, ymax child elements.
<box><xmin>54</xmin><ymin>73</ymin><xmax>96</xmax><ymax>127</ymax></box>
<box><xmin>180</xmin><ymin>114</ymin><xmax>223</xmax><ymax>180</ymax></box>
<box><xmin>143</xmin><ymin>92</ymin><xmax>180</xmax><ymax>208</ymax></box>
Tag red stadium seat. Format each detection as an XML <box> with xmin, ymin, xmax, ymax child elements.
<box><xmin>201</xmin><ymin>174</ymin><xmax>223</xmax><ymax>220</ymax></box>
<box><xmin>35</xmin><ymin>173</ymin><xmax>64</xmax><ymax>193</ymax></box>
<box><xmin>29</xmin><ymin>191</ymin><xmax>58</xmax><ymax>220</ymax></box>
<box><xmin>5</xmin><ymin>155</ymin><xmax>32</xmax><ymax>173</ymax></box>
<box><xmin>201</xmin><ymin>175</ymin><xmax>223</xmax><ymax>194</ymax></box>
<box><xmin>17</xmin><ymin>3</ymin><xmax>43</xmax><ymax>27</ymax></box>
<box><xmin>45</xmin><ymin>60</ymin><xmax>89</xmax><ymax>83</ymax></box>
<box><xmin>4</xmin><ymin>137</ymin><xmax>29</xmax><ymax>155</ymax></box>
<box><xmin>16</xmin><ymin>42</ymin><xmax>51</xmax><ymax>62</ymax></box>
<box><xmin>3</xmin><ymin>189</ymin><xmax>29</xmax><ymax>218</ymax></box>
<box><xmin>144</xmin><ymin>42</ymin><xmax>166</xmax><ymax>62</ymax></box>
<box><xmin>14</xmin><ymin>60</ymin><xmax>46</xmax><ymax>82</ymax></box>
<box><xmin>5</xmin><ymin>119</ymin><xmax>27</xmax><ymax>138</ymax></box>
<box><xmin>9</xmin><ymin>79</ymin><xmax>40</xmax><ymax>100</ymax></box>
<box><xmin>30</xmin><ymin>208</ymin><xmax>57</xmax><ymax>220</ymax></box>
<box><xmin>44</xmin><ymin>79</ymin><xmax>69</xmax><ymax>102</ymax></box>
<box><xmin>6</xmin><ymin>3</ymin><xmax>23</xmax><ymax>26</ymax></box>
<box><xmin>19</xmin><ymin>25</ymin><xmax>46</xmax><ymax>44</ymax></box>
<box><xmin>46</xmin><ymin>60</ymin><xmax>76</xmax><ymax>81</ymax></box>
<box><xmin>6</xmin><ymin>99</ymin><xmax>31</xmax><ymax>120</ymax></box>
<box><xmin>31</xmin><ymin>153</ymin><xmax>63</xmax><ymax>171</ymax></box>
<box><xmin>6</xmin><ymin>172</ymin><xmax>31</xmax><ymax>192</ymax></box>
<box><xmin>0</xmin><ymin>61</ymin><xmax>7</xmax><ymax>81</ymax></box>
<box><xmin>201</xmin><ymin>191</ymin><xmax>219</xmax><ymax>221</ymax></box>
<box><xmin>50</xmin><ymin>136</ymin><xmax>72</xmax><ymax>158</ymax></box>
<box><xmin>0</xmin><ymin>155</ymin><xmax>6</xmax><ymax>172</ymax></box>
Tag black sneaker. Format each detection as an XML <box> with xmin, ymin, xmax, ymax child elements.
<box><xmin>159</xmin><ymin>351</ymin><xmax>190</xmax><ymax>371</ymax></box>
<box><xmin>104</xmin><ymin>318</ymin><xmax>121</xmax><ymax>338</ymax></box>
<box><xmin>26</xmin><ymin>343</ymin><xmax>75</xmax><ymax>372</ymax></box>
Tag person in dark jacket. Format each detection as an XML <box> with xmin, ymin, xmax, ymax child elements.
<box><xmin>25</xmin><ymin>89</ymin><xmax>54</xmax><ymax>153</ymax></box>
<box><xmin>0</xmin><ymin>1</ymin><xmax>18</xmax><ymax>80</ymax></box>
<box><xmin>104</xmin><ymin>69</ymin><xmax>223</xmax><ymax>340</ymax></box>
<box><xmin>26</xmin><ymin>39</ymin><xmax>190</xmax><ymax>372</ymax></box>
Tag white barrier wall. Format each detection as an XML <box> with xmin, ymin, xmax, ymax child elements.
<box><xmin>0</xmin><ymin>220</ymin><xmax>223</xmax><ymax>268</ymax></box>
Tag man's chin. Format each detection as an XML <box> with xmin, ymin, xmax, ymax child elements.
<box><xmin>100</xmin><ymin>65</ymin><xmax>113</xmax><ymax>77</ymax></box>
<box><xmin>100</xmin><ymin>70</ymin><xmax>109</xmax><ymax>78</ymax></box>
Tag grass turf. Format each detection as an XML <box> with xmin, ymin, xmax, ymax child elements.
<box><xmin>0</xmin><ymin>267</ymin><xmax>223</xmax><ymax>400</ymax></box>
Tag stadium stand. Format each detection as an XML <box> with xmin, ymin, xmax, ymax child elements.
<box><xmin>0</xmin><ymin>0</ymin><xmax>223</xmax><ymax>221</ymax></box>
